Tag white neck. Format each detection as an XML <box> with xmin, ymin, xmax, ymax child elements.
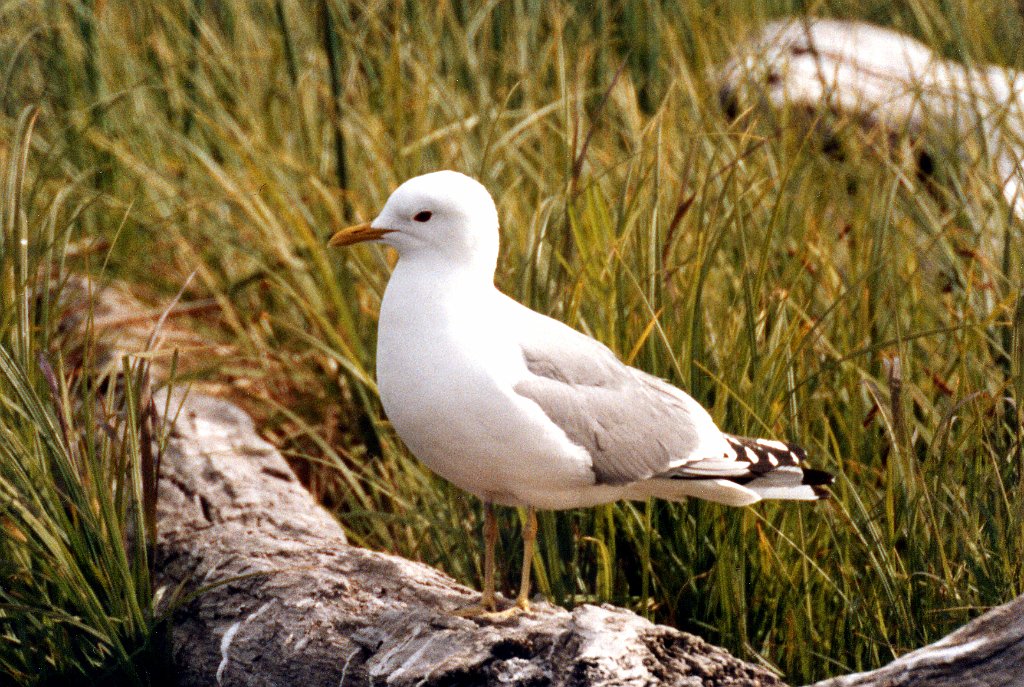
<box><xmin>389</xmin><ymin>250</ymin><xmax>497</xmax><ymax>291</ymax></box>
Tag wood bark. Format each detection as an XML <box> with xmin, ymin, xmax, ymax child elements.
<box><xmin>83</xmin><ymin>272</ymin><xmax>1019</xmax><ymax>686</ymax></box>
<box><xmin>155</xmin><ymin>389</ymin><xmax>786</xmax><ymax>686</ymax></box>
<box><xmin>156</xmin><ymin>388</ymin><xmax>1024</xmax><ymax>686</ymax></box>
<box><xmin>717</xmin><ymin>17</ymin><xmax>1024</xmax><ymax>220</ymax></box>
<box><xmin>808</xmin><ymin>594</ymin><xmax>1024</xmax><ymax>687</ymax></box>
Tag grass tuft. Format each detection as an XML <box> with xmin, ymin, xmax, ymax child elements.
<box><xmin>0</xmin><ymin>107</ymin><xmax>171</xmax><ymax>685</ymax></box>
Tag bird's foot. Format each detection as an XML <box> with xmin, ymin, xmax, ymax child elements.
<box><xmin>479</xmin><ymin>605</ymin><xmax>529</xmax><ymax>621</ymax></box>
<box><xmin>453</xmin><ymin>595</ymin><xmax>531</xmax><ymax>621</ymax></box>
<box><xmin>453</xmin><ymin>593</ymin><xmax>499</xmax><ymax>618</ymax></box>
<box><xmin>490</xmin><ymin>596</ymin><xmax>532</xmax><ymax>619</ymax></box>
<box><xmin>453</xmin><ymin>603</ymin><xmax>495</xmax><ymax>618</ymax></box>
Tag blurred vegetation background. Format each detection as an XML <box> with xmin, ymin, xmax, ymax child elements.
<box><xmin>2</xmin><ymin>0</ymin><xmax>1023</xmax><ymax>684</ymax></box>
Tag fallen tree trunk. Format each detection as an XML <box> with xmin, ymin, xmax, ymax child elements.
<box><xmin>717</xmin><ymin>17</ymin><xmax>1024</xmax><ymax>221</ymax></box>
<box><xmin>155</xmin><ymin>388</ymin><xmax>1024</xmax><ymax>686</ymax></box>
<box><xmin>155</xmin><ymin>389</ymin><xmax>786</xmax><ymax>686</ymax></box>
<box><xmin>67</xmin><ymin>263</ymin><xmax>1017</xmax><ymax>686</ymax></box>
<box><xmin>808</xmin><ymin>594</ymin><xmax>1024</xmax><ymax>687</ymax></box>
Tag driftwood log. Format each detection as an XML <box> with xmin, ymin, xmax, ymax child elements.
<box><xmin>73</xmin><ymin>272</ymin><xmax>1020</xmax><ymax>685</ymax></box>
<box><xmin>717</xmin><ymin>17</ymin><xmax>1024</xmax><ymax>220</ymax></box>
<box><xmin>155</xmin><ymin>387</ymin><xmax>1024</xmax><ymax>686</ymax></box>
<box><xmin>808</xmin><ymin>594</ymin><xmax>1024</xmax><ymax>687</ymax></box>
<box><xmin>64</xmin><ymin>219</ymin><xmax>1020</xmax><ymax>684</ymax></box>
<box><xmin>155</xmin><ymin>389</ymin><xmax>786</xmax><ymax>686</ymax></box>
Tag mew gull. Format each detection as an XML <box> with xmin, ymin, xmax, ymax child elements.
<box><xmin>329</xmin><ymin>171</ymin><xmax>833</xmax><ymax>615</ymax></box>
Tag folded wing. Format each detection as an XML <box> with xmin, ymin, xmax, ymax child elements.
<box><xmin>511</xmin><ymin>313</ymin><xmax>832</xmax><ymax>501</ymax></box>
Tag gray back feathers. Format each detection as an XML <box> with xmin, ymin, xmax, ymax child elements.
<box><xmin>513</xmin><ymin>335</ymin><xmax>710</xmax><ymax>485</ymax></box>
<box><xmin>512</xmin><ymin>324</ymin><xmax>833</xmax><ymax>498</ymax></box>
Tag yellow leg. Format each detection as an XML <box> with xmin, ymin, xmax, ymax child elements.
<box><xmin>454</xmin><ymin>504</ymin><xmax>537</xmax><ymax>620</ymax></box>
<box><xmin>515</xmin><ymin>507</ymin><xmax>537</xmax><ymax>611</ymax></box>
<box><xmin>455</xmin><ymin>502</ymin><xmax>499</xmax><ymax>616</ymax></box>
<box><xmin>481</xmin><ymin>502</ymin><xmax>498</xmax><ymax>612</ymax></box>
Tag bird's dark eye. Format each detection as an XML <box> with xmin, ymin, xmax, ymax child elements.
<box><xmin>413</xmin><ymin>210</ymin><xmax>432</xmax><ymax>222</ymax></box>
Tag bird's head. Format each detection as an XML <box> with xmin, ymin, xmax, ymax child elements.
<box><xmin>328</xmin><ymin>171</ymin><xmax>500</xmax><ymax>274</ymax></box>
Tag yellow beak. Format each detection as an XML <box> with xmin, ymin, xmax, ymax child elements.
<box><xmin>327</xmin><ymin>221</ymin><xmax>395</xmax><ymax>247</ymax></box>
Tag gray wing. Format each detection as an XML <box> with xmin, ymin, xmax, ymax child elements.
<box><xmin>512</xmin><ymin>322</ymin><xmax>734</xmax><ymax>485</ymax></box>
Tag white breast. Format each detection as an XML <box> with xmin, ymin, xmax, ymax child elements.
<box><xmin>375</xmin><ymin>261</ymin><xmax>595</xmax><ymax>505</ymax></box>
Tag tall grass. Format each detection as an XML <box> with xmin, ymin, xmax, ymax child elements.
<box><xmin>0</xmin><ymin>110</ymin><xmax>170</xmax><ymax>684</ymax></box>
<box><xmin>2</xmin><ymin>1</ymin><xmax>1022</xmax><ymax>683</ymax></box>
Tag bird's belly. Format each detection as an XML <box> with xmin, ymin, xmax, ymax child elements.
<box><xmin>377</xmin><ymin>337</ymin><xmax>595</xmax><ymax>505</ymax></box>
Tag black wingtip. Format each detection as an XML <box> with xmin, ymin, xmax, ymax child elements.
<box><xmin>801</xmin><ymin>468</ymin><xmax>834</xmax><ymax>485</ymax></box>
<box><xmin>801</xmin><ymin>468</ymin><xmax>835</xmax><ymax>499</ymax></box>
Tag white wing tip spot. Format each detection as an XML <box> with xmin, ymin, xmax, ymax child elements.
<box><xmin>755</xmin><ymin>438</ymin><xmax>789</xmax><ymax>451</ymax></box>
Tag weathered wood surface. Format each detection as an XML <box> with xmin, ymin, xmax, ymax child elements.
<box><xmin>717</xmin><ymin>17</ymin><xmax>1024</xmax><ymax>218</ymax></box>
<box><xmin>156</xmin><ymin>387</ymin><xmax>1024</xmax><ymax>686</ymax></box>
<box><xmin>808</xmin><ymin>594</ymin><xmax>1024</xmax><ymax>687</ymax></box>
<box><xmin>155</xmin><ymin>389</ymin><xmax>786</xmax><ymax>686</ymax></box>
<box><xmin>73</xmin><ymin>239</ymin><xmax>1022</xmax><ymax>686</ymax></box>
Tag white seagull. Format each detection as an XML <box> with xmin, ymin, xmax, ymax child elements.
<box><xmin>329</xmin><ymin>171</ymin><xmax>833</xmax><ymax>615</ymax></box>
